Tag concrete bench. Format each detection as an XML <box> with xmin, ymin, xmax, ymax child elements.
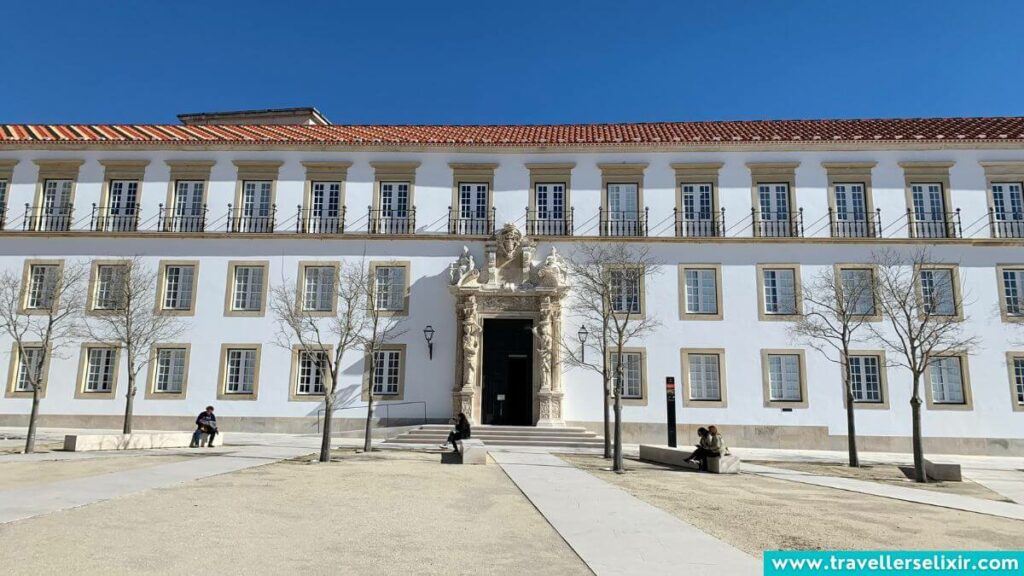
<box><xmin>441</xmin><ymin>438</ymin><xmax>488</xmax><ymax>465</ymax></box>
<box><xmin>63</xmin><ymin>432</ymin><xmax>224</xmax><ymax>452</ymax></box>
<box><xmin>639</xmin><ymin>444</ymin><xmax>740</xmax><ymax>474</ymax></box>
<box><xmin>924</xmin><ymin>459</ymin><xmax>962</xmax><ymax>482</ymax></box>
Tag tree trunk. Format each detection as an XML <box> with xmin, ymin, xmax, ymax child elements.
<box><xmin>910</xmin><ymin>380</ymin><xmax>926</xmax><ymax>482</ymax></box>
<box><xmin>123</xmin><ymin>371</ymin><xmax>136</xmax><ymax>435</ymax></box>
<box><xmin>844</xmin><ymin>379</ymin><xmax>860</xmax><ymax>468</ymax></box>
<box><xmin>320</xmin><ymin>396</ymin><xmax>334</xmax><ymax>463</ymax></box>
<box><xmin>602</xmin><ymin>383</ymin><xmax>611</xmax><ymax>459</ymax></box>
<box><xmin>24</xmin><ymin>386</ymin><xmax>40</xmax><ymax>454</ymax></box>
<box><xmin>612</xmin><ymin>390</ymin><xmax>623</xmax><ymax>472</ymax></box>
<box><xmin>362</xmin><ymin>394</ymin><xmax>375</xmax><ymax>452</ymax></box>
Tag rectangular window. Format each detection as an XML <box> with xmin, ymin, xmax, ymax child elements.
<box><xmin>610</xmin><ymin>351</ymin><xmax>643</xmax><ymax>399</ymax></box>
<box><xmin>534</xmin><ymin>183</ymin><xmax>566</xmax><ymax>233</ymax></box>
<box><xmin>920</xmin><ymin>269</ymin><xmax>956</xmax><ymax>316</ymax></box>
<box><xmin>26</xmin><ymin>264</ymin><xmax>60</xmax><ymax>310</ymax></box>
<box><xmin>848</xmin><ymin>355</ymin><xmax>882</xmax><ymax>403</ymax></box>
<box><xmin>297</xmin><ymin>350</ymin><xmax>328</xmax><ymax>395</ymax></box>
<box><xmin>15</xmin><ymin>346</ymin><xmax>44</xmax><ymax>392</ymax></box>
<box><xmin>172</xmin><ymin>180</ymin><xmax>205</xmax><ymax>232</ymax></box>
<box><xmin>303</xmin><ymin>266</ymin><xmax>335</xmax><ymax>312</ymax></box>
<box><xmin>762</xmin><ymin>268</ymin><xmax>797</xmax><ymax>315</ymax></box>
<box><xmin>40</xmin><ymin>179</ymin><xmax>73</xmax><ymax>231</ymax></box>
<box><xmin>991</xmin><ymin>182</ymin><xmax>1024</xmax><ymax>238</ymax></box>
<box><xmin>911</xmin><ymin>183</ymin><xmax>947</xmax><ymax>238</ymax></box>
<box><xmin>605</xmin><ymin>183</ymin><xmax>640</xmax><ymax>236</ymax></box>
<box><xmin>225</xmin><ymin>348</ymin><xmax>257</xmax><ymax>394</ymax></box>
<box><xmin>0</xmin><ymin>179</ymin><xmax>8</xmax><ymax>216</ymax></box>
<box><xmin>684</xmin><ymin>269</ymin><xmax>718</xmax><ymax>315</ymax></box>
<box><xmin>1002</xmin><ymin>268</ymin><xmax>1024</xmax><ymax>317</ymax></box>
<box><xmin>840</xmin><ymin>268</ymin><xmax>875</xmax><ymax>316</ymax></box>
<box><xmin>458</xmin><ymin>183</ymin><xmax>489</xmax><ymax>227</ymax></box>
<box><xmin>374</xmin><ymin>266</ymin><xmax>406</xmax><ymax>311</ymax></box>
<box><xmin>106</xmin><ymin>180</ymin><xmax>139</xmax><ymax>231</ymax></box>
<box><xmin>84</xmin><ymin>348</ymin><xmax>117</xmax><ymax>392</ymax></box>
<box><xmin>232</xmin><ymin>266</ymin><xmax>265</xmax><ymax>312</ymax></box>
<box><xmin>1014</xmin><ymin>357</ymin><xmax>1024</xmax><ymax>405</ymax></box>
<box><xmin>240</xmin><ymin>180</ymin><xmax>273</xmax><ymax>232</ymax></box>
<box><xmin>309</xmin><ymin>181</ymin><xmax>342</xmax><ymax>233</ymax></box>
<box><xmin>610</xmin><ymin>269</ymin><xmax>642</xmax><ymax>314</ymax></box>
<box><xmin>162</xmin><ymin>265</ymin><xmax>196</xmax><ymax>311</ymax></box>
<box><xmin>929</xmin><ymin>356</ymin><xmax>965</xmax><ymax>404</ymax></box>
<box><xmin>758</xmin><ymin>183</ymin><xmax>791</xmax><ymax>236</ymax></box>
<box><xmin>767</xmin><ymin>354</ymin><xmax>802</xmax><ymax>401</ymax></box>
<box><xmin>372</xmin><ymin>349</ymin><xmax>402</xmax><ymax>395</ymax></box>
<box><xmin>687</xmin><ymin>353</ymin><xmax>721</xmax><ymax>401</ymax></box>
<box><xmin>154</xmin><ymin>348</ymin><xmax>187</xmax><ymax>393</ymax></box>
<box><xmin>93</xmin><ymin>265</ymin><xmax>127</xmax><ymax>311</ymax></box>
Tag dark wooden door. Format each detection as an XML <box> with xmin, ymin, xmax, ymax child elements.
<box><xmin>481</xmin><ymin>319</ymin><xmax>534</xmax><ymax>426</ymax></box>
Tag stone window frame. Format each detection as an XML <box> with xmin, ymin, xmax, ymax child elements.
<box><xmin>74</xmin><ymin>342</ymin><xmax>122</xmax><ymax>400</ymax></box>
<box><xmin>216</xmin><ymin>343</ymin><xmax>262</xmax><ymax>401</ymax></box>
<box><xmin>914</xmin><ymin>263</ymin><xmax>964</xmax><ymax>321</ymax></box>
<box><xmin>156</xmin><ymin>260</ymin><xmax>200</xmax><ymax>317</ymax></box>
<box><xmin>605</xmin><ymin>346</ymin><xmax>648</xmax><ymax>407</ymax></box>
<box><xmin>362</xmin><ymin>343</ymin><xmax>407</xmax><ymax>401</ymax></box>
<box><xmin>671</xmin><ymin>162</ymin><xmax>723</xmax><ymax>223</ymax></box>
<box><xmin>760</xmin><ymin>348</ymin><xmax>809</xmax><ymax>409</ymax></box>
<box><xmin>232</xmin><ymin>160</ymin><xmax>283</xmax><ymax>218</ymax></box>
<box><xmin>1006</xmin><ymin>351</ymin><xmax>1024</xmax><ymax>412</ymax></box>
<box><xmin>0</xmin><ymin>159</ymin><xmax>17</xmax><ymax>219</ymax></box>
<box><xmin>606</xmin><ymin>264</ymin><xmax>646</xmax><ymax>319</ymax></box>
<box><xmin>526</xmin><ymin>163</ymin><xmax>574</xmax><ymax>227</ymax></box>
<box><xmin>822</xmin><ymin>161</ymin><xmax>877</xmax><ymax>229</ymax></box>
<box><xmin>679</xmin><ymin>347</ymin><xmax>727</xmax><ymax>408</ymax></box>
<box><xmin>31</xmin><ymin>159</ymin><xmax>84</xmax><ymax>224</ymax></box>
<box><xmin>747</xmin><ymin>162</ymin><xmax>799</xmax><ymax>237</ymax></box>
<box><xmin>841</xmin><ymin>349</ymin><xmax>890</xmax><ymax>410</ymax></box>
<box><xmin>301</xmin><ymin>161</ymin><xmax>351</xmax><ymax>223</ymax></box>
<box><xmin>223</xmin><ymin>260</ymin><xmax>270</xmax><ymax>318</ymax></box>
<box><xmin>98</xmin><ymin>159</ymin><xmax>149</xmax><ymax>218</ymax></box>
<box><xmin>85</xmin><ymin>259</ymin><xmax>129</xmax><ymax>316</ymax></box>
<box><xmin>899</xmin><ymin>161</ymin><xmax>955</xmax><ymax>233</ymax></box>
<box><xmin>979</xmin><ymin>161</ymin><xmax>1024</xmax><ymax>230</ymax></box>
<box><xmin>755</xmin><ymin>263</ymin><xmax>803</xmax><ymax>321</ymax></box>
<box><xmin>18</xmin><ymin>258</ymin><xmax>65</xmax><ymax>315</ymax></box>
<box><xmin>995</xmin><ymin>264</ymin><xmax>1024</xmax><ymax>323</ymax></box>
<box><xmin>923</xmin><ymin>352</ymin><xmax>973</xmax><ymax>411</ymax></box>
<box><xmin>368</xmin><ymin>260</ymin><xmax>411</xmax><ymax>317</ymax></box>
<box><xmin>833</xmin><ymin>263</ymin><xmax>882</xmax><ymax>322</ymax></box>
<box><xmin>296</xmin><ymin>260</ymin><xmax>339</xmax><ymax>317</ymax></box>
<box><xmin>289</xmin><ymin>344</ymin><xmax>335</xmax><ymax>401</ymax></box>
<box><xmin>449</xmin><ymin>162</ymin><xmax>497</xmax><ymax>232</ymax></box>
<box><xmin>164</xmin><ymin>160</ymin><xmax>215</xmax><ymax>229</ymax></box>
<box><xmin>370</xmin><ymin>161</ymin><xmax>420</xmax><ymax>214</ymax></box>
<box><xmin>144</xmin><ymin>343</ymin><xmax>192</xmax><ymax>400</ymax></box>
<box><xmin>5</xmin><ymin>341</ymin><xmax>52</xmax><ymax>399</ymax></box>
<box><xmin>677</xmin><ymin>264</ymin><xmax>723</xmax><ymax>321</ymax></box>
<box><xmin>598</xmin><ymin>162</ymin><xmax>647</xmax><ymax>221</ymax></box>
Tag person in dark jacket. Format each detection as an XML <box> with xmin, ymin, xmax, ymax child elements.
<box><xmin>684</xmin><ymin>425</ymin><xmax>726</xmax><ymax>471</ymax></box>
<box><xmin>441</xmin><ymin>413</ymin><xmax>471</xmax><ymax>453</ymax></box>
<box><xmin>190</xmin><ymin>406</ymin><xmax>217</xmax><ymax>448</ymax></box>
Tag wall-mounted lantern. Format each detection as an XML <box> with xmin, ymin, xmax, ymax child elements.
<box><xmin>423</xmin><ymin>325</ymin><xmax>435</xmax><ymax>360</ymax></box>
<box><xmin>577</xmin><ymin>325</ymin><xmax>589</xmax><ymax>363</ymax></box>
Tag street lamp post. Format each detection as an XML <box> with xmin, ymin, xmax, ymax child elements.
<box><xmin>577</xmin><ymin>325</ymin><xmax>589</xmax><ymax>363</ymax></box>
<box><xmin>423</xmin><ymin>325</ymin><xmax>435</xmax><ymax>360</ymax></box>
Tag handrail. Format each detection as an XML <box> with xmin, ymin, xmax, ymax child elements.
<box><xmin>315</xmin><ymin>400</ymin><xmax>428</xmax><ymax>436</ymax></box>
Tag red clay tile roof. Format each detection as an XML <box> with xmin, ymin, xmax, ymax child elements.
<box><xmin>2</xmin><ymin>117</ymin><xmax>1024</xmax><ymax>146</ymax></box>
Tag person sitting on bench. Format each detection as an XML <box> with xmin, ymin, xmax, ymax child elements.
<box><xmin>440</xmin><ymin>412</ymin><xmax>471</xmax><ymax>453</ymax></box>
<box><xmin>190</xmin><ymin>406</ymin><xmax>218</xmax><ymax>448</ymax></box>
<box><xmin>685</xmin><ymin>426</ymin><xmax>727</xmax><ymax>471</ymax></box>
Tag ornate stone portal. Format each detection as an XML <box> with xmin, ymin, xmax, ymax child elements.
<box><xmin>449</xmin><ymin>223</ymin><xmax>568</xmax><ymax>427</ymax></box>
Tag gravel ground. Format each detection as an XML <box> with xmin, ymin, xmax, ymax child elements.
<box><xmin>748</xmin><ymin>460</ymin><xmax>1012</xmax><ymax>502</ymax></box>
<box><xmin>0</xmin><ymin>453</ymin><xmax>193</xmax><ymax>490</ymax></box>
<box><xmin>0</xmin><ymin>448</ymin><xmax>591</xmax><ymax>576</ymax></box>
<box><xmin>561</xmin><ymin>454</ymin><xmax>1024</xmax><ymax>558</ymax></box>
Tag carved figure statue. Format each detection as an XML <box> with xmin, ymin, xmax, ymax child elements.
<box><xmin>538</xmin><ymin>246</ymin><xmax>567</xmax><ymax>287</ymax></box>
<box><xmin>450</xmin><ymin>246</ymin><xmax>479</xmax><ymax>286</ymax></box>
<box><xmin>496</xmin><ymin>223</ymin><xmax>524</xmax><ymax>259</ymax></box>
<box><xmin>462</xmin><ymin>297</ymin><xmax>481</xmax><ymax>389</ymax></box>
<box><xmin>532</xmin><ymin>297</ymin><xmax>554</xmax><ymax>391</ymax></box>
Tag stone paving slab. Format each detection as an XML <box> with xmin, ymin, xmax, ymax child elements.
<box><xmin>493</xmin><ymin>450</ymin><xmax>760</xmax><ymax>576</ymax></box>
<box><xmin>744</xmin><ymin>463</ymin><xmax>1024</xmax><ymax>521</ymax></box>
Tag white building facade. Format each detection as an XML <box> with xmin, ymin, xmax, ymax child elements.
<box><xmin>1</xmin><ymin>117</ymin><xmax>1023</xmax><ymax>455</ymax></box>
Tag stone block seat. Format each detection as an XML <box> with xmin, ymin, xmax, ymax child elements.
<box><xmin>924</xmin><ymin>459</ymin><xmax>962</xmax><ymax>482</ymax></box>
<box><xmin>639</xmin><ymin>444</ymin><xmax>740</xmax><ymax>474</ymax></box>
<box><xmin>440</xmin><ymin>438</ymin><xmax>488</xmax><ymax>465</ymax></box>
<box><xmin>63</xmin><ymin>432</ymin><xmax>224</xmax><ymax>452</ymax></box>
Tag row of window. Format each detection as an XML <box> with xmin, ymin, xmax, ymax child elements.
<box><xmin>3</xmin><ymin>159</ymin><xmax>1023</xmax><ymax>239</ymax></box>
<box><xmin>8</xmin><ymin>342</ymin><xmax>1023</xmax><ymax>412</ymax></box>
<box><xmin>18</xmin><ymin>258</ymin><xmax>1024</xmax><ymax>323</ymax></box>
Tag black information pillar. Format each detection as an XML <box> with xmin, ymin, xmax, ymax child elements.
<box><xmin>665</xmin><ymin>376</ymin><xmax>677</xmax><ymax>447</ymax></box>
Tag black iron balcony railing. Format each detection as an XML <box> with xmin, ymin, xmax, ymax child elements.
<box><xmin>24</xmin><ymin>204</ymin><xmax>73</xmax><ymax>231</ymax></box>
<box><xmin>674</xmin><ymin>207</ymin><xmax>725</xmax><ymax>237</ymax></box>
<box><xmin>907</xmin><ymin>208</ymin><xmax>962</xmax><ymax>239</ymax></box>
<box><xmin>368</xmin><ymin>207</ymin><xmax>416</xmax><ymax>235</ymax></box>
<box><xmin>90</xmin><ymin>204</ymin><xmax>139</xmax><ymax>232</ymax></box>
<box><xmin>525</xmin><ymin>207</ymin><xmax>573</xmax><ymax>236</ymax></box>
<box><xmin>989</xmin><ymin>209</ymin><xmax>1024</xmax><ymax>239</ymax></box>
<box><xmin>227</xmin><ymin>203</ymin><xmax>277</xmax><ymax>233</ymax></box>
<box><xmin>599</xmin><ymin>207</ymin><xmax>648</xmax><ymax>237</ymax></box>
<box><xmin>159</xmin><ymin>203</ymin><xmax>207</xmax><ymax>233</ymax></box>
<box><xmin>828</xmin><ymin>208</ymin><xmax>881</xmax><ymax>238</ymax></box>
<box><xmin>297</xmin><ymin>205</ymin><xmax>346</xmax><ymax>234</ymax></box>
<box><xmin>448</xmin><ymin>206</ymin><xmax>495</xmax><ymax>235</ymax></box>
<box><xmin>752</xmin><ymin>208</ymin><xmax>804</xmax><ymax>238</ymax></box>
<box><xmin>0</xmin><ymin>206</ymin><xmax>6</xmax><ymax>231</ymax></box>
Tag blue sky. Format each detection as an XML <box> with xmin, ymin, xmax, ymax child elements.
<box><xmin>1</xmin><ymin>0</ymin><xmax>1022</xmax><ymax>125</ymax></box>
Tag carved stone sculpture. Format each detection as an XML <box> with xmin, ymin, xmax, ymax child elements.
<box><xmin>449</xmin><ymin>246</ymin><xmax>479</xmax><ymax>286</ymax></box>
<box><xmin>461</xmin><ymin>297</ymin><xmax>481</xmax><ymax>390</ymax></box>
<box><xmin>496</xmin><ymin>222</ymin><xmax>523</xmax><ymax>259</ymax></box>
<box><xmin>537</xmin><ymin>246</ymin><xmax>567</xmax><ymax>288</ymax></box>
<box><xmin>532</xmin><ymin>297</ymin><xmax>554</xmax><ymax>392</ymax></box>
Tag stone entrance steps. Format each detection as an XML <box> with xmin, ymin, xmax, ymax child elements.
<box><xmin>384</xmin><ymin>424</ymin><xmax>604</xmax><ymax>449</ymax></box>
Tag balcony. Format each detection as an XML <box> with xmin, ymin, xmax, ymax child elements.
<box><xmin>368</xmin><ymin>207</ymin><xmax>416</xmax><ymax>235</ymax></box>
<box><xmin>525</xmin><ymin>208</ymin><xmax>573</xmax><ymax>236</ymax></box>
<box><xmin>828</xmin><ymin>208</ymin><xmax>881</xmax><ymax>238</ymax></box>
<box><xmin>159</xmin><ymin>203</ymin><xmax>208</xmax><ymax>233</ymax></box>
<box><xmin>0</xmin><ymin>206</ymin><xmax>6</xmax><ymax>231</ymax></box>
<box><xmin>448</xmin><ymin>207</ymin><xmax>494</xmax><ymax>235</ymax></box>
<box><xmin>989</xmin><ymin>209</ymin><xmax>1024</xmax><ymax>239</ymax></box>
<box><xmin>297</xmin><ymin>206</ymin><xmax>346</xmax><ymax>234</ymax></box>
<box><xmin>752</xmin><ymin>208</ymin><xmax>803</xmax><ymax>238</ymax></box>
<box><xmin>227</xmin><ymin>203</ymin><xmax>277</xmax><ymax>233</ymax></box>
<box><xmin>91</xmin><ymin>204</ymin><xmax>139</xmax><ymax>232</ymax></box>
<box><xmin>674</xmin><ymin>207</ymin><xmax>724</xmax><ymax>237</ymax></box>
<box><xmin>907</xmin><ymin>208</ymin><xmax>961</xmax><ymax>239</ymax></box>
<box><xmin>599</xmin><ymin>207</ymin><xmax>648</xmax><ymax>237</ymax></box>
<box><xmin>24</xmin><ymin>204</ymin><xmax>73</xmax><ymax>232</ymax></box>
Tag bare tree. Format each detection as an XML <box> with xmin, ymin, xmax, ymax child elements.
<box><xmin>80</xmin><ymin>256</ymin><xmax>188</xmax><ymax>434</ymax></box>
<box><xmin>871</xmin><ymin>248</ymin><xmax>979</xmax><ymax>482</ymax></box>
<box><xmin>564</xmin><ymin>243</ymin><xmax>660</xmax><ymax>471</ymax></box>
<box><xmin>789</xmin><ymin>265</ymin><xmax>876</xmax><ymax>467</ymax></box>
<box><xmin>0</xmin><ymin>260</ymin><xmax>87</xmax><ymax>453</ymax></box>
<box><xmin>270</xmin><ymin>260</ymin><xmax>368</xmax><ymax>462</ymax></box>
<box><xmin>359</xmin><ymin>261</ymin><xmax>407</xmax><ymax>453</ymax></box>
